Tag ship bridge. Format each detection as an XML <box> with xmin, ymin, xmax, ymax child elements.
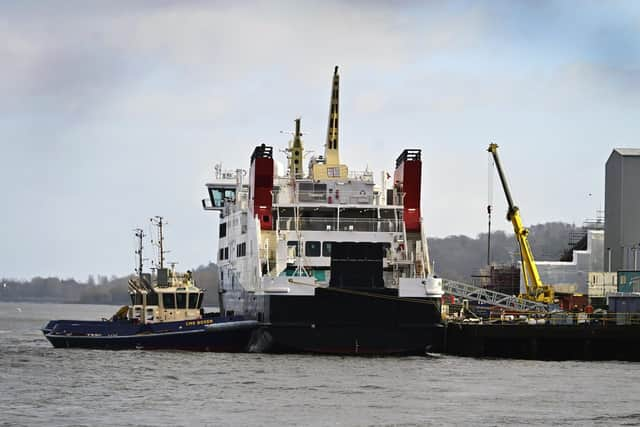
<box><xmin>272</xmin><ymin>206</ymin><xmax>404</xmax><ymax>233</ymax></box>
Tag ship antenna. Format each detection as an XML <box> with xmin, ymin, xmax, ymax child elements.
<box><xmin>134</xmin><ymin>228</ymin><xmax>145</xmax><ymax>283</ymax></box>
<box><xmin>150</xmin><ymin>216</ymin><xmax>167</xmax><ymax>269</ymax></box>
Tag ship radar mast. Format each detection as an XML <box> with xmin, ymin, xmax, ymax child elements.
<box><xmin>150</xmin><ymin>216</ymin><xmax>168</xmax><ymax>269</ymax></box>
<box><xmin>310</xmin><ymin>66</ymin><xmax>348</xmax><ymax>180</ymax></box>
<box><xmin>134</xmin><ymin>228</ymin><xmax>145</xmax><ymax>283</ymax></box>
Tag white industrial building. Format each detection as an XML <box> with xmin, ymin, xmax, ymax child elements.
<box><xmin>604</xmin><ymin>148</ymin><xmax>640</xmax><ymax>272</ymax></box>
<box><xmin>522</xmin><ymin>229</ymin><xmax>613</xmax><ymax>296</ymax></box>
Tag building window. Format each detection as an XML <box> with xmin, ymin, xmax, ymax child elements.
<box><xmin>224</xmin><ymin>247</ymin><xmax>229</xmax><ymax>259</ymax></box>
<box><xmin>306</xmin><ymin>241</ymin><xmax>321</xmax><ymax>257</ymax></box>
<box><xmin>236</xmin><ymin>242</ymin><xmax>247</xmax><ymax>257</ymax></box>
<box><xmin>219</xmin><ymin>222</ymin><xmax>227</xmax><ymax>238</ymax></box>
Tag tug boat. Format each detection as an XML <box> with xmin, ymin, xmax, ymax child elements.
<box><xmin>42</xmin><ymin>220</ymin><xmax>257</xmax><ymax>351</ymax></box>
<box><xmin>201</xmin><ymin>67</ymin><xmax>444</xmax><ymax>355</ymax></box>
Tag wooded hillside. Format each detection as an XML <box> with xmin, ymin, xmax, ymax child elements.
<box><xmin>1</xmin><ymin>222</ymin><xmax>578</xmax><ymax>304</ymax></box>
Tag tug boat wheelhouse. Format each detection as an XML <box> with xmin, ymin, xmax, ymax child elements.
<box><xmin>202</xmin><ymin>67</ymin><xmax>444</xmax><ymax>355</ymax></box>
<box><xmin>42</xmin><ymin>220</ymin><xmax>257</xmax><ymax>351</ymax></box>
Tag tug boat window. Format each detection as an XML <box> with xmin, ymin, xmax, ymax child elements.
<box><xmin>133</xmin><ymin>293</ymin><xmax>143</xmax><ymax>305</ymax></box>
<box><xmin>130</xmin><ymin>293</ymin><xmax>139</xmax><ymax>305</ymax></box>
<box><xmin>188</xmin><ymin>293</ymin><xmax>199</xmax><ymax>309</ymax></box>
<box><xmin>146</xmin><ymin>292</ymin><xmax>158</xmax><ymax>306</ymax></box>
<box><xmin>163</xmin><ymin>293</ymin><xmax>176</xmax><ymax>309</ymax></box>
<box><xmin>176</xmin><ymin>292</ymin><xmax>187</xmax><ymax>309</ymax></box>
<box><xmin>305</xmin><ymin>241</ymin><xmax>321</xmax><ymax>257</ymax></box>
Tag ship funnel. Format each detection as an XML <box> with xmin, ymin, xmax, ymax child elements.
<box><xmin>394</xmin><ymin>149</ymin><xmax>422</xmax><ymax>232</ymax></box>
<box><xmin>249</xmin><ymin>144</ymin><xmax>274</xmax><ymax>230</ymax></box>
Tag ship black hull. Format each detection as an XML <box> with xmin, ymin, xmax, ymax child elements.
<box><xmin>252</xmin><ymin>323</ymin><xmax>443</xmax><ymax>355</ymax></box>
<box><xmin>43</xmin><ymin>318</ymin><xmax>257</xmax><ymax>352</ymax></box>
<box><xmin>441</xmin><ymin>323</ymin><xmax>640</xmax><ymax>361</ymax></box>
<box><xmin>251</xmin><ymin>287</ymin><xmax>443</xmax><ymax>355</ymax></box>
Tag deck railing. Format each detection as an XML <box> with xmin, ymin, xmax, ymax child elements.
<box><xmin>277</xmin><ymin>216</ymin><xmax>402</xmax><ymax>233</ymax></box>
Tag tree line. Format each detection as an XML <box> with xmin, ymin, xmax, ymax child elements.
<box><xmin>0</xmin><ymin>263</ymin><xmax>220</xmax><ymax>306</ymax></box>
<box><xmin>428</xmin><ymin>221</ymin><xmax>578</xmax><ymax>282</ymax></box>
<box><xmin>1</xmin><ymin>222</ymin><xmax>578</xmax><ymax>304</ymax></box>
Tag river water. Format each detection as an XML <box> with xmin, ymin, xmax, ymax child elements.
<box><xmin>1</xmin><ymin>302</ymin><xmax>639</xmax><ymax>426</ymax></box>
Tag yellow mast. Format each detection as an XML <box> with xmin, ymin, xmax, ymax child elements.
<box><xmin>325</xmin><ymin>66</ymin><xmax>340</xmax><ymax>166</ymax></box>
<box><xmin>312</xmin><ymin>66</ymin><xmax>348</xmax><ymax>180</ymax></box>
<box><xmin>288</xmin><ymin>118</ymin><xmax>304</xmax><ymax>179</ymax></box>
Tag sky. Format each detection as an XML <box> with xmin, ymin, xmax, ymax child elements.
<box><xmin>1</xmin><ymin>1</ymin><xmax>639</xmax><ymax>280</ymax></box>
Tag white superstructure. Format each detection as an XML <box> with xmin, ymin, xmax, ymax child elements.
<box><xmin>203</xmin><ymin>67</ymin><xmax>442</xmax><ymax>321</ymax></box>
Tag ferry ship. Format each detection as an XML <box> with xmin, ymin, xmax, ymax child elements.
<box><xmin>42</xmin><ymin>220</ymin><xmax>257</xmax><ymax>351</ymax></box>
<box><xmin>202</xmin><ymin>67</ymin><xmax>444</xmax><ymax>355</ymax></box>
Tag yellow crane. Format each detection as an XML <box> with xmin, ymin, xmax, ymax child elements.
<box><xmin>488</xmin><ymin>143</ymin><xmax>555</xmax><ymax>304</ymax></box>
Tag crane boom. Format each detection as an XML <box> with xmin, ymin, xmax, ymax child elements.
<box><xmin>487</xmin><ymin>143</ymin><xmax>554</xmax><ymax>304</ymax></box>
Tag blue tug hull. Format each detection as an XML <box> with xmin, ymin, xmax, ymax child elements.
<box><xmin>42</xmin><ymin>316</ymin><xmax>258</xmax><ymax>351</ymax></box>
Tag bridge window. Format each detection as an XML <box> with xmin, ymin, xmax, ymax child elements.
<box><xmin>209</xmin><ymin>187</ymin><xmax>236</xmax><ymax>208</ymax></box>
<box><xmin>188</xmin><ymin>293</ymin><xmax>199</xmax><ymax>309</ymax></box>
<box><xmin>147</xmin><ymin>292</ymin><xmax>158</xmax><ymax>306</ymax></box>
<box><xmin>162</xmin><ymin>293</ymin><xmax>176</xmax><ymax>309</ymax></box>
<box><xmin>298</xmin><ymin>182</ymin><xmax>327</xmax><ymax>203</ymax></box>
<box><xmin>176</xmin><ymin>292</ymin><xmax>187</xmax><ymax>309</ymax></box>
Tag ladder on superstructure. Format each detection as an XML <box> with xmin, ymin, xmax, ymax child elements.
<box><xmin>441</xmin><ymin>278</ymin><xmax>549</xmax><ymax>313</ymax></box>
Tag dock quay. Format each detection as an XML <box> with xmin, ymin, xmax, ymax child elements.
<box><xmin>437</xmin><ymin>320</ymin><xmax>640</xmax><ymax>361</ymax></box>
